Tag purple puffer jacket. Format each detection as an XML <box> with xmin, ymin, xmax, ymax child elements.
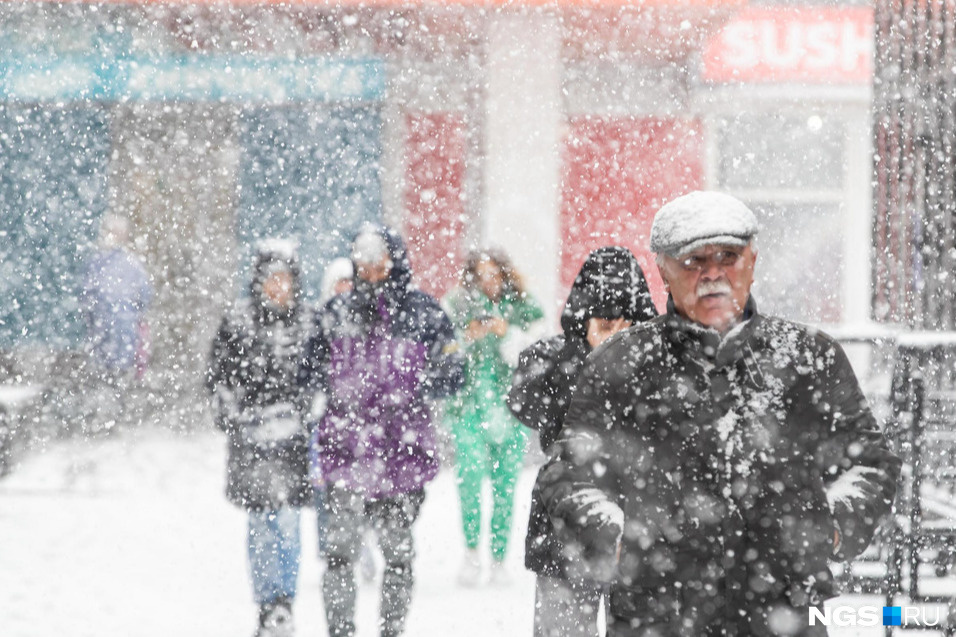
<box><xmin>301</xmin><ymin>226</ymin><xmax>463</xmax><ymax>498</ymax></box>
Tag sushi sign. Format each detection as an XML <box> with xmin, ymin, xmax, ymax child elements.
<box><xmin>809</xmin><ymin>605</ymin><xmax>941</xmax><ymax>627</ymax></box>
<box><xmin>703</xmin><ymin>6</ymin><xmax>873</xmax><ymax>84</ymax></box>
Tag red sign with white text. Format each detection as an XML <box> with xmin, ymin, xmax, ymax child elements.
<box><xmin>703</xmin><ymin>6</ymin><xmax>873</xmax><ymax>84</ymax></box>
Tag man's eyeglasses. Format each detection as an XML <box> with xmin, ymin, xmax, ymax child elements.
<box><xmin>676</xmin><ymin>250</ymin><xmax>742</xmax><ymax>272</ymax></box>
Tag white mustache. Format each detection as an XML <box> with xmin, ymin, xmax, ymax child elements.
<box><xmin>697</xmin><ymin>280</ymin><xmax>732</xmax><ymax>297</ymax></box>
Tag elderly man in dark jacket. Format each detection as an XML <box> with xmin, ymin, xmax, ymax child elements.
<box><xmin>539</xmin><ymin>191</ymin><xmax>901</xmax><ymax>637</ymax></box>
<box><xmin>300</xmin><ymin>224</ymin><xmax>464</xmax><ymax>637</ymax></box>
<box><xmin>509</xmin><ymin>246</ymin><xmax>657</xmax><ymax>637</ymax></box>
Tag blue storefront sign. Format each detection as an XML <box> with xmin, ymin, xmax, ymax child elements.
<box><xmin>0</xmin><ymin>8</ymin><xmax>387</xmax><ymax>348</ymax></box>
<box><xmin>0</xmin><ymin>50</ymin><xmax>386</xmax><ymax>348</ymax></box>
<box><xmin>0</xmin><ymin>54</ymin><xmax>384</xmax><ymax>102</ymax></box>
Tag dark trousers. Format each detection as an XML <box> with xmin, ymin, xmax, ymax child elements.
<box><xmin>606</xmin><ymin>588</ymin><xmax>829</xmax><ymax>637</ymax></box>
<box><xmin>534</xmin><ymin>575</ymin><xmax>604</xmax><ymax>637</ymax></box>
<box><xmin>322</xmin><ymin>486</ymin><xmax>425</xmax><ymax>637</ymax></box>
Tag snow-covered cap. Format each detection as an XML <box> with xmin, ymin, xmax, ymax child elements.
<box><xmin>254</xmin><ymin>238</ymin><xmax>299</xmax><ymax>277</ymax></box>
<box><xmin>351</xmin><ymin>228</ymin><xmax>389</xmax><ymax>265</ymax></box>
<box><xmin>256</xmin><ymin>237</ymin><xmax>299</xmax><ymax>261</ymax></box>
<box><xmin>650</xmin><ymin>191</ymin><xmax>759</xmax><ymax>257</ymax></box>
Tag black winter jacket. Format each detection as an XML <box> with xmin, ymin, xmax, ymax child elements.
<box><xmin>207</xmin><ymin>247</ymin><xmax>314</xmax><ymax>511</ymax></box>
<box><xmin>539</xmin><ymin>297</ymin><xmax>900</xmax><ymax>631</ymax></box>
<box><xmin>509</xmin><ymin>246</ymin><xmax>656</xmax><ymax>578</ymax></box>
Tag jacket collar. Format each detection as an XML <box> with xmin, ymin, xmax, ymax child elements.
<box><xmin>663</xmin><ymin>295</ymin><xmax>761</xmax><ymax>367</ymax></box>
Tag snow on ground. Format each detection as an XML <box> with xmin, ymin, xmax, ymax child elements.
<box><xmin>0</xmin><ymin>427</ymin><xmax>535</xmax><ymax>637</ymax></box>
<box><xmin>0</xmin><ymin>426</ymin><xmax>895</xmax><ymax>637</ymax></box>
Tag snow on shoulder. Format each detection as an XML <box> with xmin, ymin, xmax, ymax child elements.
<box><xmin>650</xmin><ymin>191</ymin><xmax>759</xmax><ymax>257</ymax></box>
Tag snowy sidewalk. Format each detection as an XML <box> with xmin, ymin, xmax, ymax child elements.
<box><xmin>0</xmin><ymin>427</ymin><xmax>536</xmax><ymax>637</ymax></box>
<box><xmin>0</xmin><ymin>427</ymin><xmax>889</xmax><ymax>637</ymax></box>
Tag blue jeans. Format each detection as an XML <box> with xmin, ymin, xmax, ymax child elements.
<box><xmin>315</xmin><ymin>488</ymin><xmax>329</xmax><ymax>556</ymax></box>
<box><xmin>248</xmin><ymin>507</ymin><xmax>301</xmax><ymax>605</ymax></box>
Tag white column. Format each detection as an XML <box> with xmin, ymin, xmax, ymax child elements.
<box><xmin>843</xmin><ymin>106</ymin><xmax>874</xmax><ymax>325</ymax></box>
<box><xmin>483</xmin><ymin>9</ymin><xmax>563</xmax><ymax>321</ymax></box>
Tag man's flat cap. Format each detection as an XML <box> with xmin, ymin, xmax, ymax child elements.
<box><xmin>650</xmin><ymin>191</ymin><xmax>759</xmax><ymax>257</ymax></box>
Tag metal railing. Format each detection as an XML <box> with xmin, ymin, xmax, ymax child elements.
<box><xmin>835</xmin><ymin>331</ymin><xmax>956</xmax><ymax>635</ymax></box>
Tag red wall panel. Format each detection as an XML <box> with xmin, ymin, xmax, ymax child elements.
<box><xmin>560</xmin><ymin>116</ymin><xmax>704</xmax><ymax>312</ymax></box>
<box><xmin>404</xmin><ymin>112</ymin><xmax>466</xmax><ymax>299</ymax></box>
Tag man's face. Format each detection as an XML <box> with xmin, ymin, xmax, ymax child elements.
<box><xmin>356</xmin><ymin>255</ymin><xmax>391</xmax><ymax>284</ymax></box>
<box><xmin>657</xmin><ymin>243</ymin><xmax>757</xmax><ymax>334</ymax></box>
<box><xmin>586</xmin><ymin>317</ymin><xmax>632</xmax><ymax>350</ymax></box>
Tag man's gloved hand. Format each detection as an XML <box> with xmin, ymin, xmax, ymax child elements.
<box><xmin>559</xmin><ymin>518</ymin><xmax>622</xmax><ymax>585</ymax></box>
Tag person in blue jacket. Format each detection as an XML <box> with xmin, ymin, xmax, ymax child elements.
<box><xmin>80</xmin><ymin>214</ymin><xmax>152</xmax><ymax>432</ymax></box>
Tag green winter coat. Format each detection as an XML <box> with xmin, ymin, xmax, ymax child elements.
<box><xmin>443</xmin><ymin>286</ymin><xmax>544</xmax><ymax>445</ymax></box>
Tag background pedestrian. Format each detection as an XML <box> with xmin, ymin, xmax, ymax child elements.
<box><xmin>208</xmin><ymin>239</ymin><xmax>313</xmax><ymax>637</ymax></box>
<box><xmin>509</xmin><ymin>246</ymin><xmax>656</xmax><ymax>636</ymax></box>
<box><xmin>442</xmin><ymin>249</ymin><xmax>545</xmax><ymax>586</ymax></box>
<box><xmin>80</xmin><ymin>214</ymin><xmax>152</xmax><ymax>432</ymax></box>
<box><xmin>301</xmin><ymin>224</ymin><xmax>464</xmax><ymax>637</ymax></box>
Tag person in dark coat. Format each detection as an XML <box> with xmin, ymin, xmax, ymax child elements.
<box><xmin>300</xmin><ymin>224</ymin><xmax>464</xmax><ymax>637</ymax></box>
<box><xmin>539</xmin><ymin>191</ymin><xmax>901</xmax><ymax>637</ymax></box>
<box><xmin>509</xmin><ymin>246</ymin><xmax>657</xmax><ymax>637</ymax></box>
<box><xmin>207</xmin><ymin>239</ymin><xmax>314</xmax><ymax>637</ymax></box>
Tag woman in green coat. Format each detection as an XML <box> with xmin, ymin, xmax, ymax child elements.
<box><xmin>443</xmin><ymin>249</ymin><xmax>545</xmax><ymax>586</ymax></box>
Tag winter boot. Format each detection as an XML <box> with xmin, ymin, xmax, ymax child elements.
<box><xmin>255</xmin><ymin>597</ymin><xmax>294</xmax><ymax>637</ymax></box>
<box><xmin>488</xmin><ymin>560</ymin><xmax>513</xmax><ymax>587</ymax></box>
<box><xmin>457</xmin><ymin>548</ymin><xmax>482</xmax><ymax>587</ymax></box>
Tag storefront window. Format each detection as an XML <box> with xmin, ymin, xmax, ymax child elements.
<box><xmin>714</xmin><ymin>112</ymin><xmax>848</xmax><ymax>324</ymax></box>
<box><xmin>0</xmin><ymin>104</ymin><xmax>109</xmax><ymax>347</ymax></box>
<box><xmin>238</xmin><ymin>105</ymin><xmax>383</xmax><ymax>302</ymax></box>
<box><xmin>749</xmin><ymin>201</ymin><xmax>845</xmax><ymax>324</ymax></box>
<box><xmin>716</xmin><ymin>113</ymin><xmax>845</xmax><ymax>191</ymax></box>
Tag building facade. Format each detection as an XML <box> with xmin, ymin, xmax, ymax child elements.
<box><xmin>873</xmin><ymin>0</ymin><xmax>956</xmax><ymax>330</ymax></box>
<box><xmin>0</xmin><ymin>0</ymin><xmax>877</xmax><ymax>386</ymax></box>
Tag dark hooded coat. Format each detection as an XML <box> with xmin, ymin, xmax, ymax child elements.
<box><xmin>538</xmin><ymin>297</ymin><xmax>901</xmax><ymax>634</ymax></box>
<box><xmin>207</xmin><ymin>242</ymin><xmax>314</xmax><ymax>511</ymax></box>
<box><xmin>508</xmin><ymin>246</ymin><xmax>657</xmax><ymax>577</ymax></box>
<box><xmin>300</xmin><ymin>226</ymin><xmax>464</xmax><ymax>499</ymax></box>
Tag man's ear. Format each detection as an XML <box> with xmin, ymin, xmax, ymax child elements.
<box><xmin>656</xmin><ymin>261</ymin><xmax>671</xmax><ymax>293</ymax></box>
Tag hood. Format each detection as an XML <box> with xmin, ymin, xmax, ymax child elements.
<box><xmin>347</xmin><ymin>224</ymin><xmax>416</xmax><ymax>326</ymax></box>
<box><xmin>560</xmin><ymin>246</ymin><xmax>657</xmax><ymax>340</ymax></box>
<box><xmin>249</xmin><ymin>238</ymin><xmax>302</xmax><ymax>322</ymax></box>
<box><xmin>320</xmin><ymin>257</ymin><xmax>354</xmax><ymax>304</ymax></box>
<box><xmin>351</xmin><ymin>223</ymin><xmax>413</xmax><ymax>295</ymax></box>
